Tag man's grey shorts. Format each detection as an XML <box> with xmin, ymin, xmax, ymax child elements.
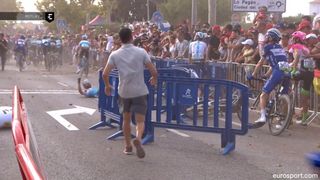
<box><xmin>118</xmin><ymin>95</ymin><xmax>148</xmax><ymax>115</ymax></box>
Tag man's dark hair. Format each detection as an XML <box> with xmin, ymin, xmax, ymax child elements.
<box><xmin>119</xmin><ymin>28</ymin><xmax>132</xmax><ymax>44</ymax></box>
<box><xmin>302</xmin><ymin>15</ymin><xmax>312</xmax><ymax>23</ymax></box>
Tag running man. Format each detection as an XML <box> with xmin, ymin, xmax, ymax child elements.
<box><xmin>103</xmin><ymin>28</ymin><xmax>158</xmax><ymax>158</ymax></box>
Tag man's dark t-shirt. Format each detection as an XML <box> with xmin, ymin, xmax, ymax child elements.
<box><xmin>0</xmin><ymin>39</ymin><xmax>8</xmax><ymax>54</ymax></box>
<box><xmin>207</xmin><ymin>35</ymin><xmax>220</xmax><ymax>60</ymax></box>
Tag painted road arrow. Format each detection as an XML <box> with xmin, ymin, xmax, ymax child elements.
<box><xmin>47</xmin><ymin>105</ymin><xmax>96</xmax><ymax>131</ymax></box>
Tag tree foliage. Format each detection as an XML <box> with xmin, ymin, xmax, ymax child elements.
<box><xmin>159</xmin><ymin>0</ymin><xmax>232</xmax><ymax>25</ymax></box>
<box><xmin>36</xmin><ymin>0</ymin><xmax>101</xmax><ymax>31</ymax></box>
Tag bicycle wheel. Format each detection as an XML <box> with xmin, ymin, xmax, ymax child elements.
<box><xmin>48</xmin><ymin>55</ymin><xmax>53</xmax><ymax>72</ymax></box>
<box><xmin>18</xmin><ymin>54</ymin><xmax>23</xmax><ymax>72</ymax></box>
<box><xmin>268</xmin><ymin>94</ymin><xmax>292</xmax><ymax>136</ymax></box>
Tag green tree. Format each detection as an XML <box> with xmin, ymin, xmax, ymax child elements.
<box><xmin>36</xmin><ymin>0</ymin><xmax>101</xmax><ymax>31</ymax></box>
<box><xmin>0</xmin><ymin>0</ymin><xmax>23</xmax><ymax>28</ymax></box>
<box><xmin>159</xmin><ymin>0</ymin><xmax>232</xmax><ymax>25</ymax></box>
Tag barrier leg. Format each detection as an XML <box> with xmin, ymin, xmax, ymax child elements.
<box><xmin>221</xmin><ymin>133</ymin><xmax>227</xmax><ymax>148</ymax></box>
<box><xmin>222</xmin><ymin>134</ymin><xmax>236</xmax><ymax>155</ymax></box>
<box><xmin>89</xmin><ymin>111</ymin><xmax>117</xmax><ymax>130</ymax></box>
<box><xmin>107</xmin><ymin>117</ymin><xmax>135</xmax><ymax>140</ymax></box>
<box><xmin>142</xmin><ymin>123</ymin><xmax>154</xmax><ymax>145</ymax></box>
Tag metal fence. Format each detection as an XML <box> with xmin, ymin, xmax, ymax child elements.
<box><xmin>151</xmin><ymin>57</ymin><xmax>320</xmax><ymax>123</ymax></box>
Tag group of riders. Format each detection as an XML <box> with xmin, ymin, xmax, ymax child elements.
<box><xmin>9</xmin><ymin>33</ymin><xmax>90</xmax><ymax>72</ymax></box>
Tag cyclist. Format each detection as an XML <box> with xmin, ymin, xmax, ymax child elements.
<box><xmin>247</xmin><ymin>28</ymin><xmax>290</xmax><ymax>125</ymax></box>
<box><xmin>14</xmin><ymin>35</ymin><xmax>27</xmax><ymax>70</ymax></box>
<box><xmin>77</xmin><ymin>78</ymin><xmax>99</xmax><ymax>98</ymax></box>
<box><xmin>289</xmin><ymin>31</ymin><xmax>314</xmax><ymax>125</ymax></box>
<box><xmin>55</xmin><ymin>36</ymin><xmax>63</xmax><ymax>66</ymax></box>
<box><xmin>76</xmin><ymin>34</ymin><xmax>90</xmax><ymax>74</ymax></box>
<box><xmin>41</xmin><ymin>35</ymin><xmax>50</xmax><ymax>69</ymax></box>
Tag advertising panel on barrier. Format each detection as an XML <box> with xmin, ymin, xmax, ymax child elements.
<box><xmin>177</xmin><ymin>84</ymin><xmax>198</xmax><ymax>105</ymax></box>
<box><xmin>0</xmin><ymin>106</ymin><xmax>12</xmax><ymax>128</ymax></box>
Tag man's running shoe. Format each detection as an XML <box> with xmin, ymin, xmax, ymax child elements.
<box><xmin>123</xmin><ymin>146</ymin><xmax>133</xmax><ymax>155</ymax></box>
<box><xmin>133</xmin><ymin>139</ymin><xmax>145</xmax><ymax>159</ymax></box>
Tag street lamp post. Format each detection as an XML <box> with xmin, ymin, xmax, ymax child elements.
<box><xmin>147</xmin><ymin>0</ymin><xmax>150</xmax><ymax>21</ymax></box>
<box><xmin>208</xmin><ymin>0</ymin><xmax>216</xmax><ymax>25</ymax></box>
<box><xmin>191</xmin><ymin>0</ymin><xmax>198</xmax><ymax>30</ymax></box>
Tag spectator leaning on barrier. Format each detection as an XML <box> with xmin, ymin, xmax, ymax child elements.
<box><xmin>175</xmin><ymin>31</ymin><xmax>189</xmax><ymax>59</ymax></box>
<box><xmin>103</xmin><ymin>27</ymin><xmax>158</xmax><ymax>159</ymax></box>
<box><xmin>236</xmin><ymin>39</ymin><xmax>255</xmax><ymax>64</ymax></box>
<box><xmin>290</xmin><ymin>31</ymin><xmax>313</xmax><ymax>125</ymax></box>
<box><xmin>207</xmin><ymin>25</ymin><xmax>221</xmax><ymax>61</ymax></box>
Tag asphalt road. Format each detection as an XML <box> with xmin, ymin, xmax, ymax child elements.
<box><xmin>0</xmin><ymin>61</ymin><xmax>319</xmax><ymax>180</ymax></box>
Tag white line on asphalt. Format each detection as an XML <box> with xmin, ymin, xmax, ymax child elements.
<box><xmin>42</xmin><ymin>75</ymin><xmax>48</xmax><ymax>78</ymax></box>
<box><xmin>0</xmin><ymin>89</ymin><xmax>78</xmax><ymax>95</ymax></box>
<box><xmin>57</xmin><ymin>82</ymin><xmax>69</xmax><ymax>87</ymax></box>
<box><xmin>167</xmin><ymin>129</ymin><xmax>190</xmax><ymax>137</ymax></box>
<box><xmin>219</xmin><ymin>118</ymin><xmax>242</xmax><ymax>127</ymax></box>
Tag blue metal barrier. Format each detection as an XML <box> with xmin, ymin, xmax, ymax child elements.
<box><xmin>142</xmin><ymin>76</ymin><xmax>249</xmax><ymax>155</ymax></box>
<box><xmin>107</xmin><ymin>68</ymin><xmax>193</xmax><ymax>140</ymax></box>
<box><xmin>89</xmin><ymin>70</ymin><xmax>121</xmax><ymax>130</ymax></box>
<box><xmin>100</xmin><ymin>67</ymin><xmax>249</xmax><ymax>155</ymax></box>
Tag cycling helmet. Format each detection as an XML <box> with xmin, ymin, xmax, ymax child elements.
<box><xmin>82</xmin><ymin>79</ymin><xmax>92</xmax><ymax>88</ymax></box>
<box><xmin>291</xmin><ymin>31</ymin><xmax>306</xmax><ymax>41</ymax></box>
<box><xmin>266</xmin><ymin>28</ymin><xmax>282</xmax><ymax>42</ymax></box>
<box><xmin>82</xmin><ymin>34</ymin><xmax>88</xmax><ymax>40</ymax></box>
<box><xmin>20</xmin><ymin>35</ymin><xmax>25</xmax><ymax>39</ymax></box>
<box><xmin>194</xmin><ymin>32</ymin><xmax>205</xmax><ymax>40</ymax></box>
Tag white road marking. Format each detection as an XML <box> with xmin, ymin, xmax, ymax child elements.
<box><xmin>0</xmin><ymin>89</ymin><xmax>78</xmax><ymax>95</ymax></box>
<box><xmin>42</xmin><ymin>75</ymin><xmax>48</xmax><ymax>78</ymax></box>
<box><xmin>57</xmin><ymin>82</ymin><xmax>69</xmax><ymax>87</ymax></box>
<box><xmin>219</xmin><ymin>118</ymin><xmax>242</xmax><ymax>127</ymax></box>
<box><xmin>47</xmin><ymin>105</ymin><xmax>96</xmax><ymax>131</ymax></box>
<box><xmin>167</xmin><ymin>129</ymin><xmax>190</xmax><ymax>137</ymax></box>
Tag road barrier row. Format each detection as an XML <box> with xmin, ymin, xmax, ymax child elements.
<box><xmin>12</xmin><ymin>86</ymin><xmax>45</xmax><ymax>180</ymax></box>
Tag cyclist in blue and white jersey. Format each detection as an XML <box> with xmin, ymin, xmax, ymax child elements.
<box><xmin>76</xmin><ymin>34</ymin><xmax>90</xmax><ymax>73</ymax></box>
<box><xmin>189</xmin><ymin>32</ymin><xmax>208</xmax><ymax>78</ymax></box>
<box><xmin>55</xmin><ymin>36</ymin><xmax>63</xmax><ymax>66</ymax></box>
<box><xmin>248</xmin><ymin>28</ymin><xmax>290</xmax><ymax>124</ymax></box>
<box><xmin>14</xmin><ymin>35</ymin><xmax>27</xmax><ymax>65</ymax></box>
<box><xmin>41</xmin><ymin>35</ymin><xmax>51</xmax><ymax>69</ymax></box>
<box><xmin>78</xmin><ymin>34</ymin><xmax>90</xmax><ymax>58</ymax></box>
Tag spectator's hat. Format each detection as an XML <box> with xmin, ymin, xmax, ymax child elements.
<box><xmin>241</xmin><ymin>39</ymin><xmax>254</xmax><ymax>46</ymax></box>
<box><xmin>212</xmin><ymin>25</ymin><xmax>221</xmax><ymax>32</ymax></box>
<box><xmin>306</xmin><ymin>33</ymin><xmax>317</xmax><ymax>39</ymax></box>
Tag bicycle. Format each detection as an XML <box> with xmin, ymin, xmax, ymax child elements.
<box><xmin>47</xmin><ymin>51</ymin><xmax>58</xmax><ymax>72</ymax></box>
<box><xmin>79</xmin><ymin>55</ymin><xmax>89</xmax><ymax>78</ymax></box>
<box><xmin>15</xmin><ymin>52</ymin><xmax>25</xmax><ymax>72</ymax></box>
<box><xmin>248</xmin><ymin>76</ymin><xmax>293</xmax><ymax>136</ymax></box>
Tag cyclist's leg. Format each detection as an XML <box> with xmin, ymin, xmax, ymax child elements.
<box><xmin>257</xmin><ymin>70</ymin><xmax>283</xmax><ymax>123</ymax></box>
